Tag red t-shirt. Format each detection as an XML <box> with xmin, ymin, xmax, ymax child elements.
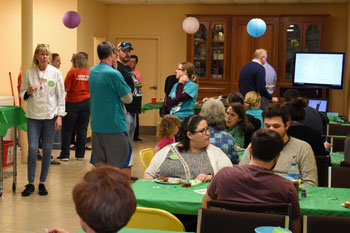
<box><xmin>64</xmin><ymin>68</ymin><xmax>90</xmax><ymax>102</ymax></box>
<box><xmin>157</xmin><ymin>136</ymin><xmax>175</xmax><ymax>150</ymax></box>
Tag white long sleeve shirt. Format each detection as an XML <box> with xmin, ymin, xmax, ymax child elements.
<box><xmin>20</xmin><ymin>65</ymin><xmax>66</xmax><ymax>119</ymax></box>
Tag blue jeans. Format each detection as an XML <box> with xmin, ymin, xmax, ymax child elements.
<box><xmin>27</xmin><ymin>117</ymin><xmax>56</xmax><ymax>183</ymax></box>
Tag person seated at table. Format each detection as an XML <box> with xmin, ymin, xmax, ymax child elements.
<box><xmin>49</xmin><ymin>165</ymin><xmax>136</xmax><ymax>233</ymax></box>
<box><xmin>203</xmin><ymin>128</ymin><xmax>301</xmax><ymax>233</ymax></box>
<box><xmin>165</xmin><ymin>62</ymin><xmax>198</xmax><ymax>121</ymax></box>
<box><xmin>285</xmin><ymin>98</ymin><xmax>329</xmax><ymax>155</ymax></box>
<box><xmin>244</xmin><ymin>91</ymin><xmax>263</xmax><ymax>128</ymax></box>
<box><xmin>240</xmin><ymin>103</ymin><xmax>318</xmax><ymax>186</ymax></box>
<box><xmin>144</xmin><ymin>114</ymin><xmax>233</xmax><ymax>182</ymax></box>
<box><xmin>227</xmin><ymin>91</ymin><xmax>261</xmax><ymax>131</ymax></box>
<box><xmin>153</xmin><ymin>114</ymin><xmax>181</xmax><ymax>153</ymax></box>
<box><xmin>199</xmin><ymin>98</ymin><xmax>239</xmax><ymax>164</ymax></box>
<box><xmin>225</xmin><ymin>102</ymin><xmax>255</xmax><ymax>149</ymax></box>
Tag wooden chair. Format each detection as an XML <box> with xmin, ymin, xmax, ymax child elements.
<box><xmin>125</xmin><ymin>207</ymin><xmax>185</xmax><ymax>232</ymax></box>
<box><xmin>303</xmin><ymin>215</ymin><xmax>350</xmax><ymax>233</ymax></box>
<box><xmin>139</xmin><ymin>148</ymin><xmax>154</xmax><ymax>169</ymax></box>
<box><xmin>328</xmin><ymin>166</ymin><xmax>350</xmax><ymax>188</ymax></box>
<box><xmin>315</xmin><ymin>155</ymin><xmax>330</xmax><ymax>187</ymax></box>
<box><xmin>197</xmin><ymin>208</ymin><xmax>289</xmax><ymax>233</ymax></box>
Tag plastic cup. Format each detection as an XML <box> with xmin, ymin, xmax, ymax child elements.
<box><xmin>152</xmin><ymin>97</ymin><xmax>156</xmax><ymax>104</ymax></box>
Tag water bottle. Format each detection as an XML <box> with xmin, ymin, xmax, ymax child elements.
<box><xmin>288</xmin><ymin>163</ymin><xmax>300</xmax><ymax>180</ymax></box>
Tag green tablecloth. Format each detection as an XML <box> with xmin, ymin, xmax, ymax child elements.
<box><xmin>330</xmin><ymin>152</ymin><xmax>344</xmax><ymax>166</ymax></box>
<box><xmin>133</xmin><ymin>179</ymin><xmax>350</xmax><ymax>217</ymax></box>
<box><xmin>300</xmin><ymin>186</ymin><xmax>350</xmax><ymax>217</ymax></box>
<box><xmin>77</xmin><ymin>228</ymin><xmax>191</xmax><ymax>233</ymax></box>
<box><xmin>141</xmin><ymin>103</ymin><xmax>201</xmax><ymax>114</ymax></box>
<box><xmin>0</xmin><ymin>106</ymin><xmax>27</xmax><ymax>136</ymax></box>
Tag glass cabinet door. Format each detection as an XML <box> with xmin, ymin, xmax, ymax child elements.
<box><xmin>285</xmin><ymin>24</ymin><xmax>301</xmax><ymax>80</ymax></box>
<box><xmin>211</xmin><ymin>23</ymin><xmax>225</xmax><ymax>78</ymax></box>
<box><xmin>194</xmin><ymin>23</ymin><xmax>208</xmax><ymax>78</ymax></box>
<box><xmin>305</xmin><ymin>24</ymin><xmax>320</xmax><ymax>52</ymax></box>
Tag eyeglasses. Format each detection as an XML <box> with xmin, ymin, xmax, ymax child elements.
<box><xmin>176</xmin><ymin>67</ymin><xmax>184</xmax><ymax>71</ymax></box>
<box><xmin>194</xmin><ymin>127</ymin><xmax>209</xmax><ymax>134</ymax></box>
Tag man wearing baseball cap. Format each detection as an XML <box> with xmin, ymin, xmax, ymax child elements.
<box><xmin>116</xmin><ymin>41</ymin><xmax>142</xmax><ymax>180</ymax></box>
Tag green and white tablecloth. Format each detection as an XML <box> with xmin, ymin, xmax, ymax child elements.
<box><xmin>133</xmin><ymin>179</ymin><xmax>350</xmax><ymax>217</ymax></box>
<box><xmin>0</xmin><ymin>106</ymin><xmax>27</xmax><ymax>136</ymax></box>
<box><xmin>77</xmin><ymin>228</ymin><xmax>192</xmax><ymax>233</ymax></box>
<box><xmin>330</xmin><ymin>152</ymin><xmax>344</xmax><ymax>166</ymax></box>
<box><xmin>141</xmin><ymin>103</ymin><xmax>201</xmax><ymax>114</ymax></box>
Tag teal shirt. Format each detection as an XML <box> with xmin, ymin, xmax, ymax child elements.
<box><xmin>89</xmin><ymin>63</ymin><xmax>131</xmax><ymax>133</ymax></box>
<box><xmin>246</xmin><ymin>108</ymin><xmax>263</xmax><ymax>128</ymax></box>
<box><xmin>169</xmin><ymin>81</ymin><xmax>198</xmax><ymax>121</ymax></box>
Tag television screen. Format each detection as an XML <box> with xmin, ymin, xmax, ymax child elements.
<box><xmin>308</xmin><ymin>99</ymin><xmax>327</xmax><ymax>112</ymax></box>
<box><xmin>293</xmin><ymin>52</ymin><xmax>345</xmax><ymax>89</ymax></box>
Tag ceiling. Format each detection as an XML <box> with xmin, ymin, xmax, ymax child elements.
<box><xmin>97</xmin><ymin>0</ymin><xmax>349</xmax><ymax>5</ymax></box>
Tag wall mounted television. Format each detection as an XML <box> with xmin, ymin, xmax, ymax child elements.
<box><xmin>293</xmin><ymin>52</ymin><xmax>345</xmax><ymax>89</ymax></box>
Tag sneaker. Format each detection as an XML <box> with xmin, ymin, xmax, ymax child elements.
<box><xmin>133</xmin><ymin>137</ymin><xmax>143</xmax><ymax>142</ymax></box>
<box><xmin>38</xmin><ymin>183</ymin><xmax>48</xmax><ymax>195</ymax></box>
<box><xmin>50</xmin><ymin>159</ymin><xmax>61</xmax><ymax>165</ymax></box>
<box><xmin>57</xmin><ymin>155</ymin><xmax>69</xmax><ymax>161</ymax></box>
<box><xmin>21</xmin><ymin>184</ymin><xmax>35</xmax><ymax>197</ymax></box>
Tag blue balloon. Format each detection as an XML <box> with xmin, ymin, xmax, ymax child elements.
<box><xmin>247</xmin><ymin>18</ymin><xmax>266</xmax><ymax>38</ymax></box>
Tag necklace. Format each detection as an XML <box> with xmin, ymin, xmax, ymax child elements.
<box><xmin>36</xmin><ymin>67</ymin><xmax>46</xmax><ymax>89</ymax></box>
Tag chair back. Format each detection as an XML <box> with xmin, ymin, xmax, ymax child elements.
<box><xmin>315</xmin><ymin>155</ymin><xmax>330</xmax><ymax>187</ymax></box>
<box><xmin>125</xmin><ymin>207</ymin><xmax>185</xmax><ymax>232</ymax></box>
<box><xmin>207</xmin><ymin>200</ymin><xmax>292</xmax><ymax>219</ymax></box>
<box><xmin>197</xmin><ymin>208</ymin><xmax>289</xmax><ymax>233</ymax></box>
<box><xmin>139</xmin><ymin>148</ymin><xmax>154</xmax><ymax>169</ymax></box>
<box><xmin>303</xmin><ymin>215</ymin><xmax>350</xmax><ymax>233</ymax></box>
<box><xmin>328</xmin><ymin>166</ymin><xmax>350</xmax><ymax>188</ymax></box>
<box><xmin>327</xmin><ymin>124</ymin><xmax>350</xmax><ymax>136</ymax></box>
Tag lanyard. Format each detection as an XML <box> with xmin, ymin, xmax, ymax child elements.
<box><xmin>36</xmin><ymin>67</ymin><xmax>46</xmax><ymax>89</ymax></box>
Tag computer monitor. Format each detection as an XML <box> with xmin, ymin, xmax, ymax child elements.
<box><xmin>308</xmin><ymin>99</ymin><xmax>327</xmax><ymax>112</ymax></box>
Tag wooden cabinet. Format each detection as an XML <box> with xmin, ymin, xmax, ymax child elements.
<box><xmin>276</xmin><ymin>16</ymin><xmax>327</xmax><ymax>99</ymax></box>
<box><xmin>186</xmin><ymin>15</ymin><xmax>232</xmax><ymax>101</ymax></box>
<box><xmin>186</xmin><ymin>15</ymin><xmax>327</xmax><ymax>100</ymax></box>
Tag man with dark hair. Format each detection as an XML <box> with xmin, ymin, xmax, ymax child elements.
<box><xmin>203</xmin><ymin>128</ymin><xmax>301</xmax><ymax>233</ymax></box>
<box><xmin>238</xmin><ymin>49</ymin><xmax>278</xmax><ymax>108</ymax></box>
<box><xmin>50</xmin><ymin>165</ymin><xmax>137</xmax><ymax>233</ymax></box>
<box><xmin>240</xmin><ymin>103</ymin><xmax>318</xmax><ymax>187</ymax></box>
<box><xmin>284</xmin><ymin>88</ymin><xmax>328</xmax><ymax>135</ymax></box>
<box><xmin>89</xmin><ymin>41</ymin><xmax>132</xmax><ymax>177</ymax></box>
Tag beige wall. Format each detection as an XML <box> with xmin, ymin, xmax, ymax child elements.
<box><xmin>0</xmin><ymin>0</ymin><xmax>21</xmax><ymax>101</ymax></box>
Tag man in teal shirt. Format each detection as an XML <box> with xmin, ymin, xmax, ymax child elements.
<box><xmin>89</xmin><ymin>41</ymin><xmax>132</xmax><ymax>177</ymax></box>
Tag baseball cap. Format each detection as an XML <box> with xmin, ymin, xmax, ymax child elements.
<box><xmin>117</xmin><ymin>41</ymin><xmax>133</xmax><ymax>51</ymax></box>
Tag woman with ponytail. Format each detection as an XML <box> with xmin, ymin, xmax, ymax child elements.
<box><xmin>166</xmin><ymin>62</ymin><xmax>198</xmax><ymax>121</ymax></box>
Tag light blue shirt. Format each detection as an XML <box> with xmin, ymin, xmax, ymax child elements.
<box><xmin>263</xmin><ymin>62</ymin><xmax>277</xmax><ymax>95</ymax></box>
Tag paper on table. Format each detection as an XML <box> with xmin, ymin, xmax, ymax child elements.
<box><xmin>194</xmin><ymin>189</ymin><xmax>207</xmax><ymax>195</ymax></box>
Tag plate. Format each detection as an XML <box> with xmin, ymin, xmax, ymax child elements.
<box><xmin>255</xmin><ymin>226</ymin><xmax>291</xmax><ymax>233</ymax></box>
<box><xmin>154</xmin><ymin>177</ymin><xmax>183</xmax><ymax>184</ymax></box>
<box><xmin>340</xmin><ymin>202</ymin><xmax>350</xmax><ymax>208</ymax></box>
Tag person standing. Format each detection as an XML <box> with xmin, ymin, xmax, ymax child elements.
<box><xmin>58</xmin><ymin>52</ymin><xmax>90</xmax><ymax>161</ymax></box>
<box><xmin>20</xmin><ymin>44</ymin><xmax>66</xmax><ymax>196</ymax></box>
<box><xmin>263</xmin><ymin>61</ymin><xmax>277</xmax><ymax>107</ymax></box>
<box><xmin>128</xmin><ymin>54</ymin><xmax>143</xmax><ymax>142</ymax></box>
<box><xmin>238</xmin><ymin>49</ymin><xmax>278</xmax><ymax>108</ymax></box>
<box><xmin>89</xmin><ymin>41</ymin><xmax>132</xmax><ymax>178</ymax></box>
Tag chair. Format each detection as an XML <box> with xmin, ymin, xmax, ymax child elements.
<box><xmin>315</xmin><ymin>155</ymin><xmax>330</xmax><ymax>187</ymax></box>
<box><xmin>197</xmin><ymin>208</ymin><xmax>289</xmax><ymax>233</ymax></box>
<box><xmin>139</xmin><ymin>148</ymin><xmax>154</xmax><ymax>169</ymax></box>
<box><xmin>328</xmin><ymin>166</ymin><xmax>350</xmax><ymax>188</ymax></box>
<box><xmin>303</xmin><ymin>215</ymin><xmax>350</xmax><ymax>233</ymax></box>
<box><xmin>125</xmin><ymin>207</ymin><xmax>185</xmax><ymax>232</ymax></box>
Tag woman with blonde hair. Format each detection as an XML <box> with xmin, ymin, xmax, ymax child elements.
<box><xmin>58</xmin><ymin>52</ymin><xmax>90</xmax><ymax>161</ymax></box>
<box><xmin>244</xmin><ymin>91</ymin><xmax>263</xmax><ymax>127</ymax></box>
<box><xmin>165</xmin><ymin>62</ymin><xmax>198</xmax><ymax>121</ymax></box>
<box><xmin>20</xmin><ymin>44</ymin><xmax>66</xmax><ymax>196</ymax></box>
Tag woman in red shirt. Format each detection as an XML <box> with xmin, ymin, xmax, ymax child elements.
<box><xmin>58</xmin><ymin>52</ymin><xmax>90</xmax><ymax>161</ymax></box>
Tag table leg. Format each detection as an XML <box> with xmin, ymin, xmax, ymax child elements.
<box><xmin>0</xmin><ymin>136</ymin><xmax>3</xmax><ymax>197</ymax></box>
<box><xmin>12</xmin><ymin>127</ymin><xmax>17</xmax><ymax>192</ymax></box>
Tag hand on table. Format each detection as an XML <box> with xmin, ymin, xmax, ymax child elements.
<box><xmin>196</xmin><ymin>173</ymin><xmax>212</xmax><ymax>182</ymax></box>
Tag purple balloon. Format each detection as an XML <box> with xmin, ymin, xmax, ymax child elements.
<box><xmin>62</xmin><ymin>11</ymin><xmax>81</xmax><ymax>29</ymax></box>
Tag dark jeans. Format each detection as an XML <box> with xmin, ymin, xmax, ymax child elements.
<box><xmin>60</xmin><ymin>99</ymin><xmax>90</xmax><ymax>158</ymax></box>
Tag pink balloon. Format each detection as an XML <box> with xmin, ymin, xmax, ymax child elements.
<box><xmin>62</xmin><ymin>11</ymin><xmax>81</xmax><ymax>29</ymax></box>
